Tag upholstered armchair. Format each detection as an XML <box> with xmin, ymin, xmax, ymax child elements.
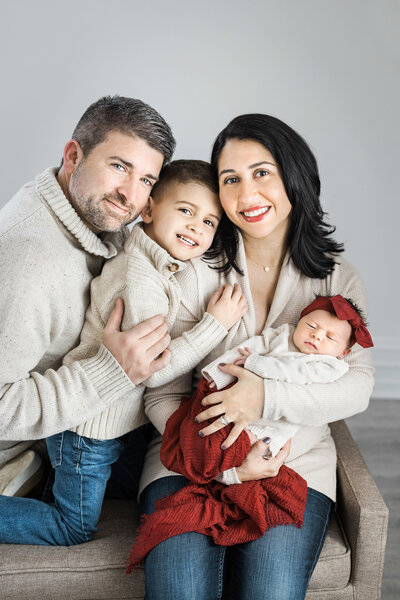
<box><xmin>0</xmin><ymin>420</ymin><xmax>388</xmax><ymax>600</ymax></box>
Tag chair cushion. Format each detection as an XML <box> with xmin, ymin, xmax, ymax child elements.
<box><xmin>0</xmin><ymin>500</ymin><xmax>350</xmax><ymax>600</ymax></box>
<box><xmin>308</xmin><ymin>511</ymin><xmax>351</xmax><ymax>592</ymax></box>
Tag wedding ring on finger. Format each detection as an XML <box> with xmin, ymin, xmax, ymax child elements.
<box><xmin>262</xmin><ymin>437</ymin><xmax>272</xmax><ymax>460</ymax></box>
<box><xmin>220</xmin><ymin>414</ymin><xmax>230</xmax><ymax>427</ymax></box>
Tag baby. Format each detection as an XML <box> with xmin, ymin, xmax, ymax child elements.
<box><xmin>202</xmin><ymin>295</ymin><xmax>373</xmax><ymax>461</ymax></box>
<box><xmin>39</xmin><ymin>159</ymin><xmax>247</xmax><ymax>546</ymax></box>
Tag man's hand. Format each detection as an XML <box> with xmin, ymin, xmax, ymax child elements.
<box><xmin>236</xmin><ymin>440</ymin><xmax>291</xmax><ymax>482</ymax></box>
<box><xmin>195</xmin><ymin>364</ymin><xmax>265</xmax><ymax>449</ymax></box>
<box><xmin>103</xmin><ymin>298</ymin><xmax>171</xmax><ymax>385</ymax></box>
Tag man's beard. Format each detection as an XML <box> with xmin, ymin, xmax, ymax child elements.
<box><xmin>69</xmin><ymin>165</ymin><xmax>139</xmax><ymax>232</ymax></box>
<box><xmin>77</xmin><ymin>191</ymin><xmax>140</xmax><ymax>232</ymax></box>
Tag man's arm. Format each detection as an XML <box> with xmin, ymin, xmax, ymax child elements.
<box><xmin>0</xmin><ymin>262</ymin><xmax>170</xmax><ymax>441</ymax></box>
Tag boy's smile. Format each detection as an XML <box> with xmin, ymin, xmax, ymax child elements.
<box><xmin>142</xmin><ymin>181</ymin><xmax>222</xmax><ymax>261</ymax></box>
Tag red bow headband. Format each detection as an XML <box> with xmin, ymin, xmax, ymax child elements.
<box><xmin>300</xmin><ymin>295</ymin><xmax>374</xmax><ymax>349</ymax></box>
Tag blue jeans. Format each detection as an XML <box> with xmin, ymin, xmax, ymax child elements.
<box><xmin>141</xmin><ymin>476</ymin><xmax>333</xmax><ymax>600</ymax></box>
<box><xmin>0</xmin><ymin>428</ymin><xmax>147</xmax><ymax>545</ymax></box>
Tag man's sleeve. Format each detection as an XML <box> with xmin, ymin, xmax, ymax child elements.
<box><xmin>0</xmin><ymin>241</ymin><xmax>133</xmax><ymax>441</ymax></box>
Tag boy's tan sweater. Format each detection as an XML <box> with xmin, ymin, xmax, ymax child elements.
<box><xmin>65</xmin><ymin>223</ymin><xmax>228</xmax><ymax>439</ymax></box>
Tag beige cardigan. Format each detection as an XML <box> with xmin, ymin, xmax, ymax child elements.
<box><xmin>140</xmin><ymin>234</ymin><xmax>374</xmax><ymax>501</ymax></box>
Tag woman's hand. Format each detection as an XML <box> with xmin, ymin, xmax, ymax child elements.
<box><xmin>236</xmin><ymin>439</ymin><xmax>291</xmax><ymax>482</ymax></box>
<box><xmin>195</xmin><ymin>364</ymin><xmax>265</xmax><ymax>449</ymax></box>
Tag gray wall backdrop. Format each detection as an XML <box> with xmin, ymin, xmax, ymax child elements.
<box><xmin>1</xmin><ymin>0</ymin><xmax>399</xmax><ymax>398</ymax></box>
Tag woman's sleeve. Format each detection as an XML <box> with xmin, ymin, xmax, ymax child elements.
<box><xmin>260</xmin><ymin>262</ymin><xmax>374</xmax><ymax>427</ymax></box>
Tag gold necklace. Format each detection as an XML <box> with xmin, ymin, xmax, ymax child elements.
<box><xmin>246</xmin><ymin>255</ymin><xmax>283</xmax><ymax>272</ymax></box>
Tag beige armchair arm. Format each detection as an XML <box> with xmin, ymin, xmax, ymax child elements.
<box><xmin>330</xmin><ymin>420</ymin><xmax>389</xmax><ymax>600</ymax></box>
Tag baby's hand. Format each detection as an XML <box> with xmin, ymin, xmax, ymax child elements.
<box><xmin>207</xmin><ymin>284</ymin><xmax>248</xmax><ymax>330</ymax></box>
<box><xmin>233</xmin><ymin>346</ymin><xmax>252</xmax><ymax>366</ymax></box>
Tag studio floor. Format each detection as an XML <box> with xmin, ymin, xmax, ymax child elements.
<box><xmin>346</xmin><ymin>399</ymin><xmax>400</xmax><ymax>599</ymax></box>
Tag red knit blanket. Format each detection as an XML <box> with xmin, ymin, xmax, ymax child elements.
<box><xmin>127</xmin><ymin>378</ymin><xmax>307</xmax><ymax>572</ymax></box>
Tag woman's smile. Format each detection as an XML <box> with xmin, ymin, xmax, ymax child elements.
<box><xmin>218</xmin><ymin>138</ymin><xmax>292</xmax><ymax>240</ymax></box>
<box><xmin>240</xmin><ymin>205</ymin><xmax>271</xmax><ymax>222</ymax></box>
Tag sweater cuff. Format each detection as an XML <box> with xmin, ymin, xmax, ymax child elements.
<box><xmin>244</xmin><ymin>353</ymin><xmax>260</xmax><ymax>374</ymax></box>
<box><xmin>201</xmin><ymin>365</ymin><xmax>235</xmax><ymax>390</ymax></box>
<box><xmin>262</xmin><ymin>379</ymin><xmax>281</xmax><ymax>421</ymax></box>
<box><xmin>214</xmin><ymin>467</ymin><xmax>242</xmax><ymax>486</ymax></box>
<box><xmin>80</xmin><ymin>344</ymin><xmax>135</xmax><ymax>405</ymax></box>
<box><xmin>186</xmin><ymin>312</ymin><xmax>228</xmax><ymax>356</ymax></box>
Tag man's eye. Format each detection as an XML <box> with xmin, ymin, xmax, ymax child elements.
<box><xmin>142</xmin><ymin>178</ymin><xmax>153</xmax><ymax>187</ymax></box>
<box><xmin>112</xmin><ymin>163</ymin><xmax>125</xmax><ymax>172</ymax></box>
<box><xmin>204</xmin><ymin>219</ymin><xmax>215</xmax><ymax>227</ymax></box>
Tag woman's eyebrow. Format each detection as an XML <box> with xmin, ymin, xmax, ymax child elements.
<box><xmin>248</xmin><ymin>161</ymin><xmax>276</xmax><ymax>169</ymax></box>
<box><xmin>219</xmin><ymin>160</ymin><xmax>276</xmax><ymax>177</ymax></box>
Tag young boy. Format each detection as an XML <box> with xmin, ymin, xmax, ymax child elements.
<box><xmin>1</xmin><ymin>160</ymin><xmax>247</xmax><ymax>546</ymax></box>
<box><xmin>202</xmin><ymin>294</ymin><xmax>374</xmax><ymax>460</ymax></box>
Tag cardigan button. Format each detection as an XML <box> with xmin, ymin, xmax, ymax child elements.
<box><xmin>168</xmin><ymin>263</ymin><xmax>179</xmax><ymax>272</ymax></box>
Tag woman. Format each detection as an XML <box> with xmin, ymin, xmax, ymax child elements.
<box><xmin>139</xmin><ymin>114</ymin><xmax>374</xmax><ymax>599</ymax></box>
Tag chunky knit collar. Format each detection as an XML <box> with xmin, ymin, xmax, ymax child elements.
<box><xmin>125</xmin><ymin>222</ymin><xmax>188</xmax><ymax>276</ymax></box>
<box><xmin>35</xmin><ymin>168</ymin><xmax>123</xmax><ymax>259</ymax></box>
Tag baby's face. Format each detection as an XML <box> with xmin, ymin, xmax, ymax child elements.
<box><xmin>293</xmin><ymin>309</ymin><xmax>352</xmax><ymax>358</ymax></box>
<box><xmin>142</xmin><ymin>181</ymin><xmax>222</xmax><ymax>261</ymax></box>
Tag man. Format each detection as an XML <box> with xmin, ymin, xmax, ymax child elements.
<box><xmin>0</xmin><ymin>95</ymin><xmax>175</xmax><ymax>496</ymax></box>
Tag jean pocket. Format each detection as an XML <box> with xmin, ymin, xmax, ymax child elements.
<box><xmin>46</xmin><ymin>432</ymin><xmax>64</xmax><ymax>468</ymax></box>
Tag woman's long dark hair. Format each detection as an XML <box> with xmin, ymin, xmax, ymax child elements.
<box><xmin>205</xmin><ymin>114</ymin><xmax>343</xmax><ymax>279</ymax></box>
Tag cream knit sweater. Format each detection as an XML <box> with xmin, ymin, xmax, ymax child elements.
<box><xmin>0</xmin><ymin>168</ymin><xmax>133</xmax><ymax>464</ymax></box>
<box><xmin>140</xmin><ymin>235</ymin><xmax>374</xmax><ymax>501</ymax></box>
<box><xmin>65</xmin><ymin>223</ymin><xmax>228</xmax><ymax>439</ymax></box>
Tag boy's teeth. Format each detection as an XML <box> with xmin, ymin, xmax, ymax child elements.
<box><xmin>177</xmin><ymin>234</ymin><xmax>196</xmax><ymax>246</ymax></box>
<box><xmin>243</xmin><ymin>207</ymin><xmax>269</xmax><ymax>217</ymax></box>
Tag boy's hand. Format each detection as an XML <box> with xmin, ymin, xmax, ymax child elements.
<box><xmin>206</xmin><ymin>284</ymin><xmax>248</xmax><ymax>330</ymax></box>
<box><xmin>233</xmin><ymin>346</ymin><xmax>252</xmax><ymax>366</ymax></box>
<box><xmin>103</xmin><ymin>298</ymin><xmax>171</xmax><ymax>385</ymax></box>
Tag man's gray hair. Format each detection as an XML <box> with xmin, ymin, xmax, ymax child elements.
<box><xmin>71</xmin><ymin>95</ymin><xmax>175</xmax><ymax>164</ymax></box>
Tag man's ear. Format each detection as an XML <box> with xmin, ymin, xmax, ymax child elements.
<box><xmin>62</xmin><ymin>139</ymin><xmax>84</xmax><ymax>176</ymax></box>
<box><xmin>141</xmin><ymin>197</ymin><xmax>154</xmax><ymax>223</ymax></box>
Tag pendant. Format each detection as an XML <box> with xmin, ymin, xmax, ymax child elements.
<box><xmin>264</xmin><ymin>266</ymin><xmax>270</xmax><ymax>272</ymax></box>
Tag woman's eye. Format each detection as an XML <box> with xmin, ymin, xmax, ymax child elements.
<box><xmin>255</xmin><ymin>169</ymin><xmax>269</xmax><ymax>178</ymax></box>
<box><xmin>224</xmin><ymin>176</ymin><xmax>238</xmax><ymax>185</ymax></box>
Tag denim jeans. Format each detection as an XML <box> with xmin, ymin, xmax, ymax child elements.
<box><xmin>141</xmin><ymin>476</ymin><xmax>333</xmax><ymax>600</ymax></box>
<box><xmin>0</xmin><ymin>428</ymin><xmax>148</xmax><ymax>546</ymax></box>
